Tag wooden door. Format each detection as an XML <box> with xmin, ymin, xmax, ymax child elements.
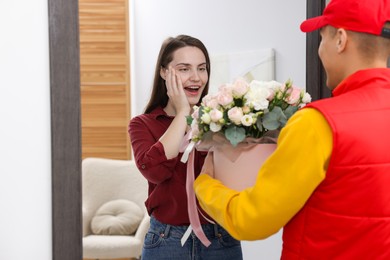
<box><xmin>79</xmin><ymin>0</ymin><xmax>131</xmax><ymax>159</ymax></box>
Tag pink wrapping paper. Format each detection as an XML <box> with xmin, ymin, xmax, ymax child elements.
<box><xmin>213</xmin><ymin>143</ymin><xmax>276</xmax><ymax>191</ymax></box>
<box><xmin>196</xmin><ymin>131</ymin><xmax>278</xmax><ymax>191</ymax></box>
<box><xmin>196</xmin><ymin>132</ymin><xmax>278</xmax><ymax>191</ymax></box>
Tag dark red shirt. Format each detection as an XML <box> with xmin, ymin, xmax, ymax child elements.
<box><xmin>128</xmin><ymin>106</ymin><xmax>209</xmax><ymax>225</ymax></box>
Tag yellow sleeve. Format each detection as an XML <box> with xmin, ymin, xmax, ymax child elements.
<box><xmin>194</xmin><ymin>108</ymin><xmax>332</xmax><ymax>240</ymax></box>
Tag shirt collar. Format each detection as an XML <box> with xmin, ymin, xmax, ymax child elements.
<box><xmin>332</xmin><ymin>68</ymin><xmax>390</xmax><ymax>97</ymax></box>
<box><xmin>149</xmin><ymin>106</ymin><xmax>175</xmax><ymax>120</ymax></box>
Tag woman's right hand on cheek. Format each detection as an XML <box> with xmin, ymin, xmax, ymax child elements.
<box><xmin>165</xmin><ymin>67</ymin><xmax>191</xmax><ymax>115</ymax></box>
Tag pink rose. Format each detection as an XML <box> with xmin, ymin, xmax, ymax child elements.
<box><xmin>227</xmin><ymin>107</ymin><xmax>243</xmax><ymax>125</ymax></box>
<box><xmin>218</xmin><ymin>83</ymin><xmax>233</xmax><ymax>95</ymax></box>
<box><xmin>232</xmin><ymin>78</ymin><xmax>249</xmax><ymax>98</ymax></box>
<box><xmin>217</xmin><ymin>92</ymin><xmax>233</xmax><ymax>107</ymax></box>
<box><xmin>202</xmin><ymin>94</ymin><xmax>219</xmax><ymax>109</ymax></box>
<box><xmin>209</xmin><ymin>109</ymin><xmax>223</xmax><ymax>122</ymax></box>
<box><xmin>285</xmin><ymin>87</ymin><xmax>302</xmax><ymax>105</ymax></box>
<box><xmin>242</xmin><ymin>105</ymin><xmax>251</xmax><ymax>114</ymax></box>
<box><xmin>267</xmin><ymin>89</ymin><xmax>276</xmax><ymax>100</ymax></box>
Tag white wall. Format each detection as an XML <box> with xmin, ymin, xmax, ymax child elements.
<box><xmin>130</xmin><ymin>0</ymin><xmax>307</xmax><ymax>117</ymax></box>
<box><xmin>130</xmin><ymin>1</ymin><xmax>307</xmax><ymax>259</ymax></box>
<box><xmin>0</xmin><ymin>0</ymin><xmax>52</xmax><ymax>259</ymax></box>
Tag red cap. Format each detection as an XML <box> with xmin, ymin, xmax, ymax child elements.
<box><xmin>300</xmin><ymin>0</ymin><xmax>390</xmax><ymax>38</ymax></box>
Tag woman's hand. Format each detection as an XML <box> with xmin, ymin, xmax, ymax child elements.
<box><xmin>165</xmin><ymin>67</ymin><xmax>191</xmax><ymax>116</ymax></box>
<box><xmin>159</xmin><ymin>67</ymin><xmax>191</xmax><ymax>159</ymax></box>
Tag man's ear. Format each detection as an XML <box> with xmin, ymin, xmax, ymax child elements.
<box><xmin>336</xmin><ymin>28</ymin><xmax>348</xmax><ymax>53</ymax></box>
<box><xmin>160</xmin><ymin>67</ymin><xmax>167</xmax><ymax>80</ymax></box>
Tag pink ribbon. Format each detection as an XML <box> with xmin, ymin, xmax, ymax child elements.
<box><xmin>179</xmin><ymin>130</ymin><xmax>278</xmax><ymax>247</ymax></box>
<box><xmin>180</xmin><ymin>132</ymin><xmax>211</xmax><ymax>247</ymax></box>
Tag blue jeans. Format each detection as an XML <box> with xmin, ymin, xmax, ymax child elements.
<box><xmin>142</xmin><ymin>216</ymin><xmax>243</xmax><ymax>260</ymax></box>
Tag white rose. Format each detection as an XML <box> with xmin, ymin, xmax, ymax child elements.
<box><xmin>210</xmin><ymin>122</ymin><xmax>222</xmax><ymax>132</ymax></box>
<box><xmin>250</xmin><ymin>80</ymin><xmax>283</xmax><ymax>92</ymax></box>
<box><xmin>302</xmin><ymin>92</ymin><xmax>312</xmax><ymax>103</ymax></box>
<box><xmin>244</xmin><ymin>86</ymin><xmax>270</xmax><ymax>110</ymax></box>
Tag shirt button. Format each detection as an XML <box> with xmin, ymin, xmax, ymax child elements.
<box><xmin>141</xmin><ymin>164</ymin><xmax>146</xmax><ymax>169</ymax></box>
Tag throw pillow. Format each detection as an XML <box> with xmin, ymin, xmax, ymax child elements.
<box><xmin>91</xmin><ymin>199</ymin><xmax>144</xmax><ymax>235</ymax></box>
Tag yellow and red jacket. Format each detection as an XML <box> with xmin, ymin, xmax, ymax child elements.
<box><xmin>195</xmin><ymin>68</ymin><xmax>390</xmax><ymax>259</ymax></box>
<box><xmin>283</xmin><ymin>68</ymin><xmax>390</xmax><ymax>259</ymax></box>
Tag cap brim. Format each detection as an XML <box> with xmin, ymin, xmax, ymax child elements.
<box><xmin>300</xmin><ymin>16</ymin><xmax>327</xmax><ymax>32</ymax></box>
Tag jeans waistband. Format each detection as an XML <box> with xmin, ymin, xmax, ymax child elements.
<box><xmin>150</xmin><ymin>216</ymin><xmax>220</xmax><ymax>238</ymax></box>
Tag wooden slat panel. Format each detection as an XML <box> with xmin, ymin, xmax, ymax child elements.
<box><xmin>79</xmin><ymin>0</ymin><xmax>130</xmax><ymax>160</ymax></box>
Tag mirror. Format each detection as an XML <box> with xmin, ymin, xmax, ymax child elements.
<box><xmin>48</xmin><ymin>0</ymin><xmax>326</xmax><ymax>259</ymax></box>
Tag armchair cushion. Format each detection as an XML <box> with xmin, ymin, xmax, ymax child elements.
<box><xmin>91</xmin><ymin>199</ymin><xmax>144</xmax><ymax>235</ymax></box>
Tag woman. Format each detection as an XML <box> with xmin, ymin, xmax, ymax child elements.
<box><xmin>128</xmin><ymin>35</ymin><xmax>242</xmax><ymax>260</ymax></box>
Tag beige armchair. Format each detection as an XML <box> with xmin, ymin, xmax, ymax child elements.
<box><xmin>82</xmin><ymin>157</ymin><xmax>150</xmax><ymax>260</ymax></box>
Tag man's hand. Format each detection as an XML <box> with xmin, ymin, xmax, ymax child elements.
<box><xmin>201</xmin><ymin>151</ymin><xmax>215</xmax><ymax>178</ymax></box>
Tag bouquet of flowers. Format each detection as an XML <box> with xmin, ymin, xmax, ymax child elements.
<box><xmin>180</xmin><ymin>77</ymin><xmax>312</xmax><ymax>246</ymax></box>
<box><xmin>187</xmin><ymin>77</ymin><xmax>312</xmax><ymax>146</ymax></box>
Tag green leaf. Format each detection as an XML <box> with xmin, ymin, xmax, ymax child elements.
<box><xmin>279</xmin><ymin>113</ymin><xmax>288</xmax><ymax>127</ymax></box>
<box><xmin>233</xmin><ymin>98</ymin><xmax>244</xmax><ymax>107</ymax></box>
<box><xmin>225</xmin><ymin>125</ymin><xmax>246</xmax><ymax>147</ymax></box>
<box><xmin>199</xmin><ymin>106</ymin><xmax>205</xmax><ymax>119</ymax></box>
<box><xmin>263</xmin><ymin>106</ymin><xmax>285</xmax><ymax>130</ymax></box>
<box><xmin>202</xmin><ymin>124</ymin><xmax>210</xmax><ymax>132</ymax></box>
<box><xmin>284</xmin><ymin>105</ymin><xmax>298</xmax><ymax>120</ymax></box>
<box><xmin>256</xmin><ymin>118</ymin><xmax>263</xmax><ymax>132</ymax></box>
<box><xmin>186</xmin><ymin>116</ymin><xmax>193</xmax><ymax>126</ymax></box>
<box><xmin>223</xmin><ymin>110</ymin><xmax>229</xmax><ymax>123</ymax></box>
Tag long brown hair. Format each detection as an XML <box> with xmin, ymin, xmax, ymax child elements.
<box><xmin>144</xmin><ymin>35</ymin><xmax>211</xmax><ymax>114</ymax></box>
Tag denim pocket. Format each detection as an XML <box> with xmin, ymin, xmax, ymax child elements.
<box><xmin>217</xmin><ymin>228</ymin><xmax>241</xmax><ymax>248</ymax></box>
<box><xmin>143</xmin><ymin>230</ymin><xmax>164</xmax><ymax>249</ymax></box>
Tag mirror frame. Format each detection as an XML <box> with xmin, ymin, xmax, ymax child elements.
<box><xmin>49</xmin><ymin>0</ymin><xmax>82</xmax><ymax>259</ymax></box>
<box><xmin>48</xmin><ymin>0</ymin><xmax>326</xmax><ymax>259</ymax></box>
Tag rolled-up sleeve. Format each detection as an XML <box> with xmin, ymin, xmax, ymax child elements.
<box><xmin>129</xmin><ymin>116</ymin><xmax>179</xmax><ymax>184</ymax></box>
